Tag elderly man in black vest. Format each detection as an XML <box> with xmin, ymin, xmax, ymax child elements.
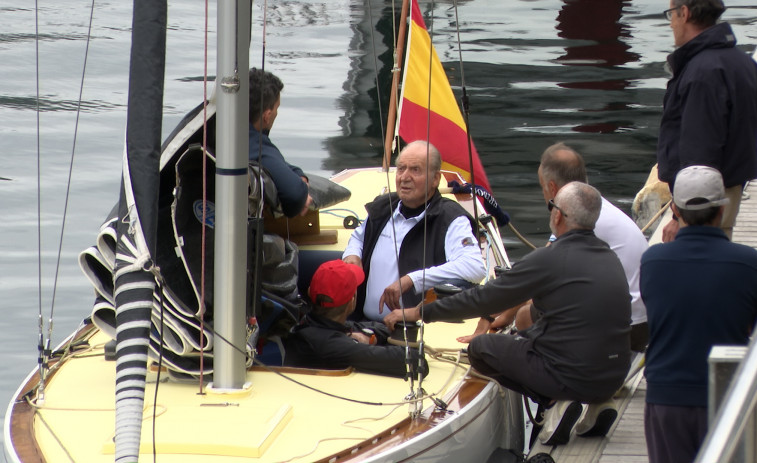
<box><xmin>342</xmin><ymin>140</ymin><xmax>486</xmax><ymax>321</ymax></box>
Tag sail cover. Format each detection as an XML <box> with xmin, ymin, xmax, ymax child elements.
<box><xmin>113</xmin><ymin>0</ymin><xmax>166</xmax><ymax>460</ymax></box>
<box><xmin>397</xmin><ymin>0</ymin><xmax>491</xmax><ymax>192</ymax></box>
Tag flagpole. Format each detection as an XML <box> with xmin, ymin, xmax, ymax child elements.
<box><xmin>382</xmin><ymin>0</ymin><xmax>410</xmax><ymax>171</ymax></box>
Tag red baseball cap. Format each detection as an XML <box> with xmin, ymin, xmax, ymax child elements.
<box><xmin>308</xmin><ymin>260</ymin><xmax>365</xmax><ymax>308</ymax></box>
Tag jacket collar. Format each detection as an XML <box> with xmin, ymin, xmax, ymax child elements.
<box><xmin>668</xmin><ymin>22</ymin><xmax>736</xmax><ymax>76</ymax></box>
<box><xmin>365</xmin><ymin>189</ymin><xmax>443</xmax><ymax>219</ymax></box>
<box><xmin>294</xmin><ymin>312</ymin><xmax>351</xmax><ymax>334</ymax></box>
<box><xmin>675</xmin><ymin>225</ymin><xmax>729</xmax><ymax>240</ymax></box>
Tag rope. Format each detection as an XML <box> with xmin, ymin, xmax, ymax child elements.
<box><xmin>640</xmin><ymin>200</ymin><xmax>672</xmax><ymax>233</ymax></box>
<box><xmin>508</xmin><ymin>222</ymin><xmax>538</xmax><ymax>250</ymax></box>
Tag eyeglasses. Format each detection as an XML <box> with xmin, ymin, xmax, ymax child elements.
<box><xmin>547</xmin><ymin>199</ymin><xmax>568</xmax><ymax>218</ymax></box>
<box><xmin>663</xmin><ymin>6</ymin><xmax>681</xmax><ymax>20</ymax></box>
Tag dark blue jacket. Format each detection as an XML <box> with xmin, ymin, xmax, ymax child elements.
<box><xmin>642</xmin><ymin>226</ymin><xmax>757</xmax><ymax>407</ymax></box>
<box><xmin>249</xmin><ymin>124</ymin><xmax>309</xmax><ymax>218</ymax></box>
<box><xmin>657</xmin><ymin>22</ymin><xmax>757</xmax><ymax>188</ymax></box>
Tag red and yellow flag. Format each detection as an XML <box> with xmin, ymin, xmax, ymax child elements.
<box><xmin>397</xmin><ymin>0</ymin><xmax>491</xmax><ymax>191</ymax></box>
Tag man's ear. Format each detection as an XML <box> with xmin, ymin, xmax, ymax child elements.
<box><xmin>671</xmin><ymin>203</ymin><xmax>681</xmax><ymax>220</ymax></box>
<box><xmin>679</xmin><ymin>4</ymin><xmax>690</xmax><ymax>22</ymax></box>
<box><xmin>261</xmin><ymin>108</ymin><xmax>273</xmax><ymax>126</ymax></box>
<box><xmin>432</xmin><ymin>170</ymin><xmax>442</xmax><ymax>189</ymax></box>
<box><xmin>548</xmin><ymin>180</ymin><xmax>560</xmax><ymax>199</ymax></box>
<box><xmin>553</xmin><ymin>207</ymin><xmax>563</xmax><ymax>227</ymax></box>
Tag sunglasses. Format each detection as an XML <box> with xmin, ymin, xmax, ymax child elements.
<box><xmin>547</xmin><ymin>199</ymin><xmax>568</xmax><ymax>218</ymax></box>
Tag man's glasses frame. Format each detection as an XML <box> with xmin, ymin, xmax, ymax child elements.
<box><xmin>548</xmin><ymin>199</ymin><xmax>568</xmax><ymax>218</ymax></box>
<box><xmin>663</xmin><ymin>5</ymin><xmax>681</xmax><ymax>20</ymax></box>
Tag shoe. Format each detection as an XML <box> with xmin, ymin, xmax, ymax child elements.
<box><xmin>537</xmin><ymin>400</ymin><xmax>582</xmax><ymax>445</ymax></box>
<box><xmin>575</xmin><ymin>400</ymin><xmax>617</xmax><ymax>437</ymax></box>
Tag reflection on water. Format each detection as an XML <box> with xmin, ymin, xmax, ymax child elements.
<box><xmin>1</xmin><ymin>0</ymin><xmax>756</xmax><ymax>450</ymax></box>
<box><xmin>556</xmin><ymin>0</ymin><xmax>640</xmax><ymax>68</ymax></box>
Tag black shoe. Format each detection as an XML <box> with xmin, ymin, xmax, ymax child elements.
<box><xmin>537</xmin><ymin>400</ymin><xmax>582</xmax><ymax>446</ymax></box>
<box><xmin>575</xmin><ymin>400</ymin><xmax>617</xmax><ymax>437</ymax></box>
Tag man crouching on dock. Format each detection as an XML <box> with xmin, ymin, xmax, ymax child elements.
<box><xmin>384</xmin><ymin>182</ymin><xmax>632</xmax><ymax>446</ymax></box>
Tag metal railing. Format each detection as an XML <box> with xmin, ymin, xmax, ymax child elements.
<box><xmin>695</xmin><ymin>335</ymin><xmax>757</xmax><ymax>462</ymax></box>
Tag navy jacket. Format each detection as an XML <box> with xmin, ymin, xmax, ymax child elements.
<box><xmin>248</xmin><ymin>124</ymin><xmax>309</xmax><ymax>217</ymax></box>
<box><xmin>642</xmin><ymin>226</ymin><xmax>757</xmax><ymax>407</ymax></box>
<box><xmin>657</xmin><ymin>22</ymin><xmax>757</xmax><ymax>188</ymax></box>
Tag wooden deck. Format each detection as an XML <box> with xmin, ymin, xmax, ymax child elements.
<box><xmin>525</xmin><ymin>180</ymin><xmax>757</xmax><ymax>463</ymax></box>
<box><xmin>733</xmin><ymin>181</ymin><xmax>757</xmax><ymax>249</ymax></box>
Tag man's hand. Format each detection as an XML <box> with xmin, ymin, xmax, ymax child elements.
<box><xmin>383</xmin><ymin>305</ymin><xmax>421</xmax><ymax>331</ymax></box>
<box><xmin>378</xmin><ymin>275</ymin><xmax>413</xmax><ymax>314</ymax></box>
<box><xmin>348</xmin><ymin>332</ymin><xmax>373</xmax><ymax>344</ymax></box>
<box><xmin>662</xmin><ymin>216</ymin><xmax>679</xmax><ymax>242</ymax></box>
<box><xmin>298</xmin><ymin>194</ymin><xmax>314</xmax><ymax>216</ymax></box>
<box><xmin>343</xmin><ymin>255</ymin><xmax>362</xmax><ymax>267</ymax></box>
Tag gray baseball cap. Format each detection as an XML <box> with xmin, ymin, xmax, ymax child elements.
<box><xmin>673</xmin><ymin>165</ymin><xmax>730</xmax><ymax>211</ymax></box>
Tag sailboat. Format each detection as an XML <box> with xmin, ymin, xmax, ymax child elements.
<box><xmin>4</xmin><ymin>1</ymin><xmax>525</xmax><ymax>462</ymax></box>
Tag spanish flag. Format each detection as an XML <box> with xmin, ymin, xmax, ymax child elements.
<box><xmin>397</xmin><ymin>0</ymin><xmax>491</xmax><ymax>191</ymax></box>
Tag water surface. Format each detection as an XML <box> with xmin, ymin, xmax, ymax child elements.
<box><xmin>1</xmin><ymin>0</ymin><xmax>756</xmax><ymax>453</ymax></box>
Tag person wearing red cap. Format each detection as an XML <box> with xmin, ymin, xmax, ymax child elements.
<box><xmin>282</xmin><ymin>259</ymin><xmax>426</xmax><ymax>378</ymax></box>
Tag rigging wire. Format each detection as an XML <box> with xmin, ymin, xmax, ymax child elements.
<box><xmin>371</xmin><ymin>0</ymin><xmax>424</xmax><ymax>407</ymax></box>
<box><xmin>152</xmin><ymin>276</ymin><xmax>167</xmax><ymax>463</ymax></box>
<box><xmin>34</xmin><ymin>0</ymin><xmax>98</xmax><ymax>401</ymax></box>
<box><xmin>404</xmin><ymin>0</ymin><xmax>445</xmax><ymax>416</ymax></box>
<box><xmin>451</xmin><ymin>0</ymin><xmax>481</xmax><ymax>239</ymax></box>
<box><xmin>34</xmin><ymin>0</ymin><xmax>44</xmax><ymax>396</ymax></box>
<box><xmin>49</xmin><ymin>0</ymin><xmax>96</xmax><ymax>338</ymax></box>
<box><xmin>366</xmin><ymin>0</ymin><xmax>386</xmax><ymax>156</ymax></box>
<box><xmin>198</xmin><ymin>0</ymin><xmax>211</xmax><ymax>397</ymax></box>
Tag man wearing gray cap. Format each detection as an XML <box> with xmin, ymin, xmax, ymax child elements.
<box><xmin>641</xmin><ymin>165</ymin><xmax>757</xmax><ymax>463</ymax></box>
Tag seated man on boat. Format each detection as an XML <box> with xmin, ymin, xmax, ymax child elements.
<box><xmin>641</xmin><ymin>166</ymin><xmax>757</xmax><ymax>463</ymax></box>
<box><xmin>342</xmin><ymin>140</ymin><xmax>487</xmax><ymax>322</ymax></box>
<box><xmin>384</xmin><ymin>182</ymin><xmax>632</xmax><ymax>446</ymax></box>
<box><xmin>248</xmin><ymin>67</ymin><xmax>313</xmax><ymax>218</ymax></box>
<box><xmin>283</xmin><ymin>259</ymin><xmax>426</xmax><ymax>378</ymax></box>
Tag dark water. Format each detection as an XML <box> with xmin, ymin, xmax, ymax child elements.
<box><xmin>1</xmin><ymin>0</ymin><xmax>756</xmax><ymax>453</ymax></box>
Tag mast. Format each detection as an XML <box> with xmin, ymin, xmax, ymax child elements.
<box><xmin>382</xmin><ymin>0</ymin><xmax>410</xmax><ymax>170</ymax></box>
<box><xmin>212</xmin><ymin>0</ymin><xmax>251</xmax><ymax>389</ymax></box>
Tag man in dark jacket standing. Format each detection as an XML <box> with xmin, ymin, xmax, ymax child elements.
<box><xmin>657</xmin><ymin>0</ymin><xmax>757</xmax><ymax>241</ymax></box>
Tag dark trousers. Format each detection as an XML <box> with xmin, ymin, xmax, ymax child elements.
<box><xmin>630</xmin><ymin>321</ymin><xmax>649</xmax><ymax>353</ymax></box>
<box><xmin>645</xmin><ymin>402</ymin><xmax>708</xmax><ymax>463</ymax></box>
<box><xmin>468</xmin><ymin>332</ymin><xmax>595</xmax><ymax>405</ymax></box>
